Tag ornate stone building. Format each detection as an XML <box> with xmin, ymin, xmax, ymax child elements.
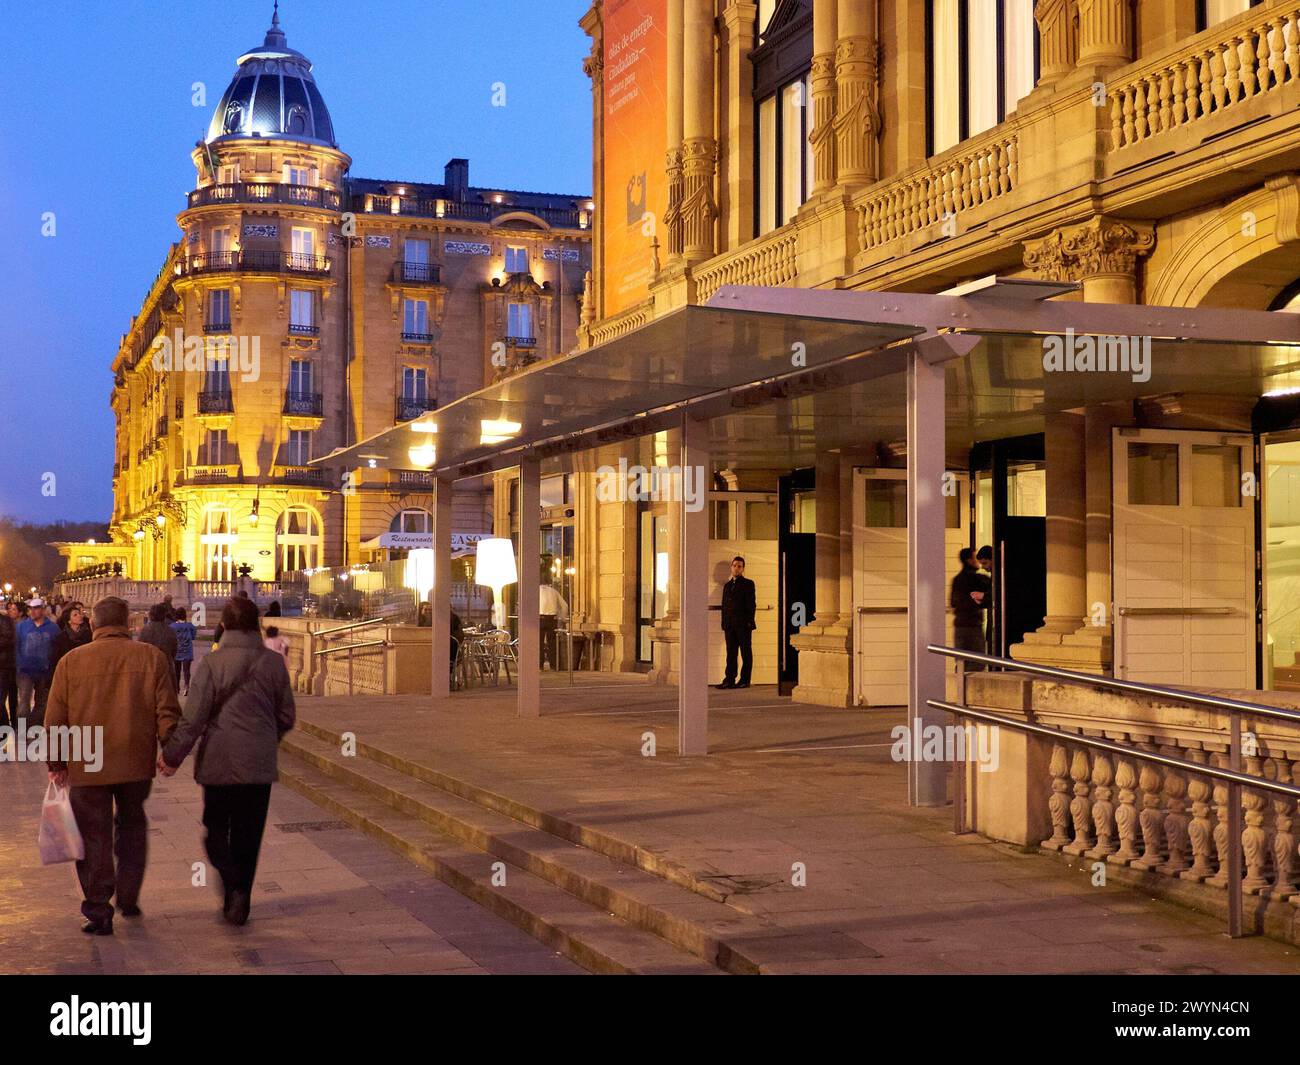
<box><xmin>561</xmin><ymin>0</ymin><xmax>1300</xmax><ymax>706</ymax></box>
<box><xmin>108</xmin><ymin>10</ymin><xmax>590</xmax><ymax>582</ymax></box>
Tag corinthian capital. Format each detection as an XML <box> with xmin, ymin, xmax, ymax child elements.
<box><xmin>1024</xmin><ymin>216</ymin><xmax>1154</xmax><ymax>281</ymax></box>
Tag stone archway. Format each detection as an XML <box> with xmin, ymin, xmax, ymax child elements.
<box><xmin>1147</xmin><ymin>178</ymin><xmax>1300</xmax><ymax>310</ymax></box>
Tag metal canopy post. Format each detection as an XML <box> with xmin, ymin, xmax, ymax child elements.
<box><xmin>431</xmin><ymin>475</ymin><xmax>453</xmax><ymax>699</ymax></box>
<box><xmin>679</xmin><ymin>413</ymin><xmax>710</xmax><ymax>755</ymax></box>
<box><xmin>518</xmin><ymin>457</ymin><xmax>541</xmax><ymax>718</ymax></box>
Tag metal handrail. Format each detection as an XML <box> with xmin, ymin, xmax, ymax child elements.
<box><xmin>925</xmin><ymin>643</ymin><xmax>1300</xmax><ymax>939</ymax></box>
<box><xmin>313</xmin><ymin>638</ymin><xmax>389</xmax><ymax>697</ymax></box>
<box><xmin>312</xmin><ymin>639</ymin><xmax>388</xmax><ymax>657</ymax></box>
<box><xmin>316</xmin><ymin>617</ymin><xmax>387</xmax><ymax>639</ymax></box>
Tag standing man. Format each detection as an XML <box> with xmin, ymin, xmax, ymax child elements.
<box><xmin>16</xmin><ymin>598</ymin><xmax>61</xmax><ymax>726</ymax></box>
<box><xmin>45</xmin><ymin>596</ymin><xmax>181</xmax><ymax>935</ymax></box>
<box><xmin>976</xmin><ymin>545</ymin><xmax>996</xmax><ymax>658</ymax></box>
<box><xmin>715</xmin><ymin>556</ymin><xmax>757</xmax><ymax>690</ymax></box>
<box><xmin>951</xmin><ymin>548</ymin><xmax>989</xmax><ymax>671</ymax></box>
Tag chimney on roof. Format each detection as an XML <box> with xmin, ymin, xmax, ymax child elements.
<box><xmin>445</xmin><ymin>158</ymin><xmax>469</xmax><ymax>202</ymax></box>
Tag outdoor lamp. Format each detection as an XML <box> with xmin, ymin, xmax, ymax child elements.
<box><xmin>248</xmin><ymin>497</ymin><xmax>260</xmax><ymax>528</ymax></box>
<box><xmin>408</xmin><ymin>441</ymin><xmax>436</xmax><ymax>469</ymax></box>
<box><xmin>155</xmin><ymin>513</ymin><xmax>166</xmax><ymax>527</ymax></box>
<box><xmin>133</xmin><ymin>528</ymin><xmax>145</xmax><ymax>541</ymax></box>
<box><xmin>475</xmin><ymin>537</ymin><xmax>517</xmax><ymax>628</ymax></box>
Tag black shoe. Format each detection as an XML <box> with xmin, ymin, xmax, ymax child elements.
<box><xmin>119</xmin><ymin>904</ymin><xmax>142</xmax><ymax>918</ymax></box>
<box><xmin>224</xmin><ymin>890</ymin><xmax>250</xmax><ymax>927</ymax></box>
<box><xmin>81</xmin><ymin>918</ymin><xmax>113</xmax><ymax>936</ymax></box>
<box><xmin>713</xmin><ymin>681</ymin><xmax>735</xmax><ymax>689</ymax></box>
<box><xmin>735</xmin><ymin>681</ymin><xmax>750</xmax><ymax>689</ymax></box>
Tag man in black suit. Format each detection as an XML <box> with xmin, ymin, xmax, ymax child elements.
<box><xmin>715</xmin><ymin>556</ymin><xmax>757</xmax><ymax>689</ymax></box>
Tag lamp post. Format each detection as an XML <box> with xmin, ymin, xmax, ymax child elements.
<box><xmin>475</xmin><ymin>537</ymin><xmax>517</xmax><ymax>630</ymax></box>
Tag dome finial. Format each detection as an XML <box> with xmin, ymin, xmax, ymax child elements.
<box><xmin>272</xmin><ymin>0</ymin><xmax>280</xmax><ymax>27</ymax></box>
<box><xmin>264</xmin><ymin>0</ymin><xmax>287</xmax><ymax>48</ymax></box>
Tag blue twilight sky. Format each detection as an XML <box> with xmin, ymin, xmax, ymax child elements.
<box><xmin>0</xmin><ymin>0</ymin><xmax>593</xmax><ymax>522</ymax></box>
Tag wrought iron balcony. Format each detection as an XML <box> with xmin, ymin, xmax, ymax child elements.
<box><xmin>393</xmin><ymin>261</ymin><xmax>441</xmax><ymax>284</ymax></box>
<box><xmin>187</xmin><ymin>182</ymin><xmax>343</xmax><ymax>211</ymax></box>
<box><xmin>288</xmin><ymin>323</ymin><xmax>320</xmax><ymax>336</ymax></box>
<box><xmin>283</xmin><ymin>391</ymin><xmax>323</xmax><ymax>416</ymax></box>
<box><xmin>505</xmin><ymin>335</ymin><xmax>537</xmax><ymax>347</ymax></box>
<box><xmin>357</xmin><ymin>194</ymin><xmax>586</xmax><ymax>229</ymax></box>
<box><xmin>277</xmin><ymin>465</ymin><xmax>326</xmax><ymax>485</ymax></box>
<box><xmin>395</xmin><ymin>396</ymin><xmax>436</xmax><ymax>422</ymax></box>
<box><xmin>179</xmin><ymin>250</ymin><xmax>331</xmax><ymax>278</ymax></box>
<box><xmin>401</xmin><ymin>331</ymin><xmax>433</xmax><ymax>344</ymax></box>
<box><xmin>204</xmin><ymin>320</ymin><xmax>232</xmax><ymax>334</ymax></box>
<box><xmin>186</xmin><ymin>464</ymin><xmax>240</xmax><ymax>483</ymax></box>
<box><xmin>197</xmin><ymin>389</ymin><xmax>234</xmax><ymax>414</ymax></box>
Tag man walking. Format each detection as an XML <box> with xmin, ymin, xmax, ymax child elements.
<box><xmin>951</xmin><ymin>548</ymin><xmax>990</xmax><ymax>672</ymax></box>
<box><xmin>45</xmin><ymin>596</ymin><xmax>180</xmax><ymax>935</ymax></box>
<box><xmin>16</xmin><ymin>598</ymin><xmax>61</xmax><ymax>726</ymax></box>
<box><xmin>715</xmin><ymin>556</ymin><xmax>757</xmax><ymax>690</ymax></box>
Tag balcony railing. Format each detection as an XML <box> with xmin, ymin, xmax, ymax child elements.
<box><xmin>401</xmin><ymin>331</ymin><xmax>433</xmax><ymax>344</ymax></box>
<box><xmin>156</xmin><ymin>416</ymin><xmax>168</xmax><ymax>437</ymax></box>
<box><xmin>505</xmin><ymin>335</ymin><xmax>537</xmax><ymax>347</ymax></box>
<box><xmin>392</xmin><ymin>260</ymin><xmax>441</xmax><ymax>284</ymax></box>
<box><xmin>288</xmin><ymin>323</ymin><xmax>320</xmax><ymax>336</ymax></box>
<box><xmin>179</xmin><ymin>250</ymin><xmax>331</xmax><ymax>277</ymax></box>
<box><xmin>695</xmin><ymin>225</ymin><xmax>799</xmax><ymax>304</ymax></box>
<box><xmin>395</xmin><ymin>396</ymin><xmax>436</xmax><ymax>422</ymax></box>
<box><xmin>204</xmin><ymin>320</ymin><xmax>231</xmax><ymax>334</ymax></box>
<box><xmin>283</xmin><ymin>391</ymin><xmax>323</xmax><ymax>416</ymax></box>
<box><xmin>186</xmin><ymin>464</ymin><xmax>240</xmax><ymax>483</ymax></box>
<box><xmin>197</xmin><ymin>390</ymin><xmax>234</xmax><ymax>414</ymax></box>
<box><xmin>394</xmin><ymin>470</ymin><xmax>433</xmax><ymax>489</ymax></box>
<box><xmin>187</xmin><ymin>182</ymin><xmax>343</xmax><ymax>211</ymax></box>
<box><xmin>357</xmin><ymin>194</ymin><xmax>586</xmax><ymax>229</ymax></box>
<box><xmin>278</xmin><ymin>465</ymin><xmax>327</xmax><ymax>485</ymax></box>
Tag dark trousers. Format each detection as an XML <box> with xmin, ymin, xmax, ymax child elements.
<box><xmin>202</xmin><ymin>784</ymin><xmax>272</xmax><ymax>896</ymax></box>
<box><xmin>0</xmin><ymin>668</ymin><xmax>15</xmax><ymax>728</ymax></box>
<box><xmin>17</xmin><ymin>671</ymin><xmax>50</xmax><ymax>727</ymax></box>
<box><xmin>723</xmin><ymin>626</ymin><xmax>753</xmax><ymax>685</ymax></box>
<box><xmin>69</xmin><ymin>780</ymin><xmax>152</xmax><ymax>923</ymax></box>
<box><xmin>954</xmin><ymin>624</ymin><xmax>987</xmax><ymax>672</ymax></box>
<box><xmin>174</xmin><ymin>659</ymin><xmax>192</xmax><ymax>690</ymax></box>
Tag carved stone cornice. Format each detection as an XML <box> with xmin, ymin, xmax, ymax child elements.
<box><xmin>1268</xmin><ymin>173</ymin><xmax>1300</xmax><ymax>244</ymax></box>
<box><xmin>1024</xmin><ymin>216</ymin><xmax>1154</xmax><ymax>281</ymax></box>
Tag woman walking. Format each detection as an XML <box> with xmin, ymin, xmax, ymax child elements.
<box><xmin>159</xmin><ymin>597</ymin><xmax>295</xmax><ymax>926</ymax></box>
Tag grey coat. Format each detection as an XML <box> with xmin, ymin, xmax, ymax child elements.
<box><xmin>162</xmin><ymin>630</ymin><xmax>295</xmax><ymax>786</ymax></box>
<box><xmin>139</xmin><ymin>620</ymin><xmax>177</xmax><ymax>663</ymax></box>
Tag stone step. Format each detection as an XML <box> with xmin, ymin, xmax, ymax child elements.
<box><xmin>277</xmin><ymin>752</ymin><xmax>722</xmax><ymax>976</ymax></box>
<box><xmin>280</xmin><ymin>728</ymin><xmax>780</xmax><ymax>973</ymax></box>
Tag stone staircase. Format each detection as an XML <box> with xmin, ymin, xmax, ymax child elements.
<box><xmin>278</xmin><ymin>721</ymin><xmax>799</xmax><ymax>975</ymax></box>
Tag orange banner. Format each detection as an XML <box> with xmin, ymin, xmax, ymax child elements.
<box><xmin>602</xmin><ymin>0</ymin><xmax>668</xmax><ymax>318</ymax></box>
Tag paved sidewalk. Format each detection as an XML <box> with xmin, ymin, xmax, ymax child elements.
<box><xmin>0</xmin><ymin>759</ymin><xmax>582</xmax><ymax>975</ymax></box>
<box><xmin>293</xmin><ymin>676</ymin><xmax>1300</xmax><ymax>974</ymax></box>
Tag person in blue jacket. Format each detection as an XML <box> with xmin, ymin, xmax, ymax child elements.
<box><xmin>170</xmin><ymin>607</ymin><xmax>198</xmax><ymax>695</ymax></box>
<box><xmin>16</xmin><ymin>598</ymin><xmax>62</xmax><ymax>726</ymax></box>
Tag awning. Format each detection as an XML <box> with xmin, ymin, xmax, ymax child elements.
<box><xmin>360</xmin><ymin>531</ymin><xmax>491</xmax><ymax>554</ymax></box>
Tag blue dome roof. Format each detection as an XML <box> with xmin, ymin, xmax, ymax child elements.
<box><xmin>206</xmin><ymin>7</ymin><xmax>336</xmax><ymax>147</ymax></box>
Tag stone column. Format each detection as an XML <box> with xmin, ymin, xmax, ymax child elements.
<box><xmin>832</xmin><ymin>0</ymin><xmax>879</xmax><ymax>188</ymax></box>
<box><xmin>1077</xmin><ymin>0</ymin><xmax>1133</xmax><ymax>70</ymax></box>
<box><xmin>809</xmin><ymin>0</ymin><xmax>838</xmax><ymax>194</ymax></box>
<box><xmin>665</xmin><ymin>0</ymin><xmax>686</xmax><ymax>262</ymax></box>
<box><xmin>1034</xmin><ymin>0</ymin><xmax>1079</xmax><ymax>86</ymax></box>
<box><xmin>720</xmin><ymin>1</ymin><xmax>757</xmax><ymax>247</ymax></box>
<box><xmin>1041</xmin><ymin>412</ymin><xmax>1087</xmax><ymax>634</ymax></box>
<box><xmin>681</xmin><ymin>0</ymin><xmax>717</xmax><ymax>264</ymax></box>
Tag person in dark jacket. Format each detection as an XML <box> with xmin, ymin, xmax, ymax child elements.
<box><xmin>16</xmin><ymin>599</ymin><xmax>62</xmax><ymax>726</ymax></box>
<box><xmin>138</xmin><ymin>604</ymin><xmax>178</xmax><ymax>681</ymax></box>
<box><xmin>0</xmin><ymin>602</ymin><xmax>15</xmax><ymax>729</ymax></box>
<box><xmin>170</xmin><ymin>607</ymin><xmax>197</xmax><ymax>694</ymax></box>
<box><xmin>715</xmin><ymin>556</ymin><xmax>757</xmax><ymax>689</ymax></box>
<box><xmin>160</xmin><ymin>597</ymin><xmax>295</xmax><ymax>926</ymax></box>
<box><xmin>951</xmin><ymin>547</ymin><xmax>990</xmax><ymax>672</ymax></box>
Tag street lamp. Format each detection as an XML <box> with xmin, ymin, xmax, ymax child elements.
<box><xmin>475</xmin><ymin>537</ymin><xmax>517</xmax><ymax>629</ymax></box>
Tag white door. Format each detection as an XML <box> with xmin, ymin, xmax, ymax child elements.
<box><xmin>852</xmin><ymin>469</ymin><xmax>968</xmax><ymax>706</ymax></box>
<box><xmin>1112</xmin><ymin>428</ymin><xmax>1255</xmax><ymax>687</ymax></box>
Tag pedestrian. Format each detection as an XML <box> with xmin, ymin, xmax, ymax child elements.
<box><xmin>170</xmin><ymin>607</ymin><xmax>197</xmax><ymax>695</ymax></box>
<box><xmin>138</xmin><ymin>603</ymin><xmax>178</xmax><ymax>683</ymax></box>
<box><xmin>265</xmin><ymin>600</ymin><xmax>282</xmax><ymax>617</ymax></box>
<box><xmin>262</xmin><ymin>625</ymin><xmax>289</xmax><ymax>659</ymax></box>
<box><xmin>16</xmin><ymin>598</ymin><xmax>61</xmax><ymax>726</ymax></box>
<box><xmin>160</xmin><ymin>596</ymin><xmax>295</xmax><ymax>927</ymax></box>
<box><xmin>714</xmin><ymin>556</ymin><xmax>756</xmax><ymax>689</ymax></box>
<box><xmin>976</xmin><ymin>544</ymin><xmax>996</xmax><ymax>657</ymax></box>
<box><xmin>538</xmin><ymin>580</ymin><xmax>568</xmax><ymax>668</ymax></box>
<box><xmin>45</xmin><ymin>596</ymin><xmax>181</xmax><ymax>935</ymax></box>
<box><xmin>0</xmin><ymin>600</ymin><xmax>14</xmax><ymax>730</ymax></box>
<box><xmin>951</xmin><ymin>547</ymin><xmax>989</xmax><ymax>671</ymax></box>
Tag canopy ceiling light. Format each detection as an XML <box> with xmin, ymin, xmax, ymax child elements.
<box><xmin>408</xmin><ymin>441</ymin><xmax>437</xmax><ymax>469</ymax></box>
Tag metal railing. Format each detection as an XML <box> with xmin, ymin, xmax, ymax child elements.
<box><xmin>393</xmin><ymin>261</ymin><xmax>441</xmax><ymax>284</ymax></box>
<box><xmin>187</xmin><ymin>182</ymin><xmax>342</xmax><ymax>211</ymax></box>
<box><xmin>283</xmin><ymin>391</ymin><xmax>323</xmax><ymax>416</ymax></box>
<box><xmin>313</xmin><ymin>638</ymin><xmax>390</xmax><ymax>696</ymax></box>
<box><xmin>395</xmin><ymin>396</ymin><xmax>435</xmax><ymax>421</ymax></box>
<box><xmin>928</xmin><ymin>643</ymin><xmax>1300</xmax><ymax>939</ymax></box>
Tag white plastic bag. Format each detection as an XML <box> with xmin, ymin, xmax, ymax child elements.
<box><xmin>38</xmin><ymin>781</ymin><xmax>84</xmax><ymax>864</ymax></box>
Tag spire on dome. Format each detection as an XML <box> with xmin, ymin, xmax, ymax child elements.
<box><xmin>264</xmin><ymin>1</ymin><xmax>287</xmax><ymax>50</ymax></box>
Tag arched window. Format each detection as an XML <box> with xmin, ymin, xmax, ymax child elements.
<box><xmin>390</xmin><ymin>508</ymin><xmax>432</xmax><ymax>534</ymax></box>
<box><xmin>277</xmin><ymin>506</ymin><xmax>322</xmax><ymax>576</ymax></box>
<box><xmin>200</xmin><ymin>506</ymin><xmax>235</xmax><ymax>581</ymax></box>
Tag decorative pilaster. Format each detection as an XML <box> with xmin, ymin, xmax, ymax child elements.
<box><xmin>1034</xmin><ymin>0</ymin><xmax>1079</xmax><ymax>86</ymax></box>
<box><xmin>665</xmin><ymin>146</ymin><xmax>685</xmax><ymax>260</ymax></box>
<box><xmin>680</xmin><ymin>137</ymin><xmax>718</xmax><ymax>263</ymax></box>
<box><xmin>809</xmin><ymin>51</ymin><xmax>838</xmax><ymax>193</ymax></box>
<box><xmin>832</xmin><ymin>35</ymin><xmax>880</xmax><ymax>187</ymax></box>
<box><xmin>1077</xmin><ymin>0</ymin><xmax>1134</xmax><ymax>70</ymax></box>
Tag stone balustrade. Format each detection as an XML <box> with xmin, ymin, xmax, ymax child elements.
<box><xmin>955</xmin><ymin>670</ymin><xmax>1300</xmax><ymax>940</ymax></box>
<box><xmin>693</xmin><ymin>225</ymin><xmax>799</xmax><ymax>304</ymax></box>
<box><xmin>587</xmin><ymin>301</ymin><xmax>652</xmax><ymax>347</ymax></box>
<box><xmin>855</xmin><ymin>128</ymin><xmax>1019</xmax><ymax>251</ymax></box>
<box><xmin>1108</xmin><ymin>2</ymin><xmax>1300</xmax><ymax>152</ymax></box>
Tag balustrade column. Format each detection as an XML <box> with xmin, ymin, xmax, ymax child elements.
<box><xmin>1158</xmin><ymin>746</ymin><xmax>1189</xmax><ymax>874</ymax></box>
<box><xmin>1131</xmin><ymin>747</ymin><xmax>1165</xmax><ymax>870</ymax></box>
<box><xmin>1086</xmin><ymin>751</ymin><xmax>1117</xmax><ymax>858</ymax></box>
<box><xmin>1109</xmin><ymin>754</ymin><xmax>1141</xmax><ymax>863</ymax></box>
<box><xmin>1271</xmin><ymin>757</ymin><xmax>1297</xmax><ymax>899</ymax></box>
<box><xmin>1242</xmin><ymin>755</ymin><xmax>1271</xmax><ymax>893</ymax></box>
<box><xmin>1063</xmin><ymin>747</ymin><xmax>1094</xmax><ymax>855</ymax></box>
<box><xmin>1180</xmin><ymin>746</ymin><xmax>1217</xmax><ymax>882</ymax></box>
<box><xmin>1041</xmin><ymin>743</ymin><xmax>1072</xmax><ymax>850</ymax></box>
<box><xmin>1206</xmin><ymin>752</ymin><xmax>1234</xmax><ymax>889</ymax></box>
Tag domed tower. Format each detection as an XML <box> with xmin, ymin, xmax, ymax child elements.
<box><xmin>171</xmin><ymin>4</ymin><xmax>351</xmax><ymax>582</ymax></box>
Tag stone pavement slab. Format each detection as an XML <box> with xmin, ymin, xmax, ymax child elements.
<box><xmin>0</xmin><ymin>759</ymin><xmax>583</xmax><ymax>976</ymax></box>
